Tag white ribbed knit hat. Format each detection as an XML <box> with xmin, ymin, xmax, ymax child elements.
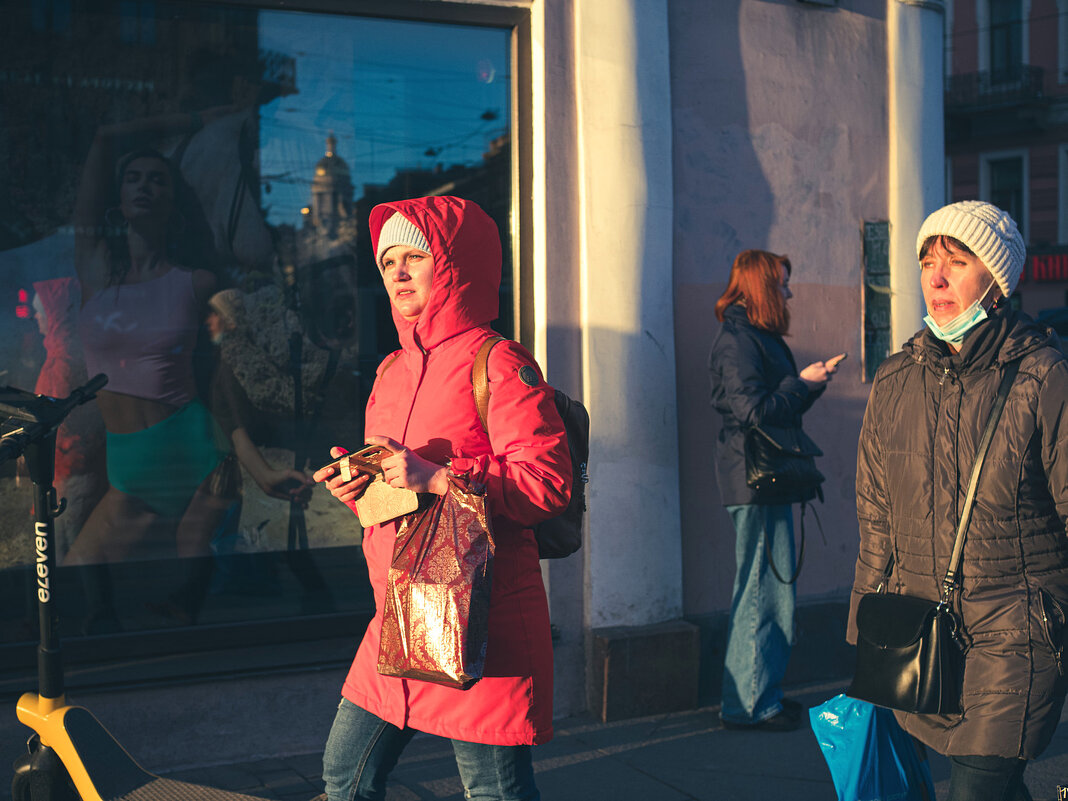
<box><xmin>375</xmin><ymin>212</ymin><xmax>431</xmax><ymax>267</ymax></box>
<box><xmin>916</xmin><ymin>200</ymin><xmax>1026</xmax><ymax>297</ymax></box>
<box><xmin>208</xmin><ymin>288</ymin><xmax>244</xmax><ymax>327</ymax></box>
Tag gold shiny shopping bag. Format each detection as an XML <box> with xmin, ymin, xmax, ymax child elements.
<box><xmin>377</xmin><ymin>476</ymin><xmax>494</xmax><ymax>690</ymax></box>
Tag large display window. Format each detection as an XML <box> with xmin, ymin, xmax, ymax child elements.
<box><xmin>0</xmin><ymin>1</ymin><xmax>518</xmax><ymax>686</ymax></box>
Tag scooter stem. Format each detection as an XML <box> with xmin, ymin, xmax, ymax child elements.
<box><xmin>24</xmin><ymin>434</ymin><xmax>65</xmax><ymax>703</ymax></box>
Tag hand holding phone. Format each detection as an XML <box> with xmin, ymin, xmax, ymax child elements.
<box><xmin>314</xmin><ymin>443</ymin><xmax>420</xmax><ymax>527</ymax></box>
<box><xmin>313</xmin><ymin>445</ymin><xmax>386</xmax><ymax>507</ymax></box>
<box><xmin>827</xmin><ymin>352</ymin><xmax>848</xmax><ymax>370</ymax></box>
<box><xmin>315</xmin><ymin>444</ymin><xmax>392</xmax><ymax>483</ymax></box>
<box><xmin>801</xmin><ymin>353</ymin><xmax>847</xmax><ymax>388</ymax></box>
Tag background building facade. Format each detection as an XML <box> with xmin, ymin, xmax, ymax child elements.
<box><xmin>945</xmin><ymin>0</ymin><xmax>1068</xmax><ymax>329</ymax></box>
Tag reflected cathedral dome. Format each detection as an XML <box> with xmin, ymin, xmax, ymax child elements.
<box><xmin>309</xmin><ymin>132</ymin><xmax>354</xmax><ymax>236</ymax></box>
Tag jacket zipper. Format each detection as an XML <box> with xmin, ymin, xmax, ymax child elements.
<box><xmin>933</xmin><ymin>365</ymin><xmax>957</xmax><ymax>584</ymax></box>
<box><xmin>1040</xmin><ymin>589</ymin><xmax>1066</xmax><ymax>676</ymax></box>
<box><xmin>399</xmin><ymin>345</ymin><xmax>429</xmax><ymax>442</ymax></box>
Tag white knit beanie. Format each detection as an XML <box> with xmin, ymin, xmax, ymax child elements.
<box><xmin>916</xmin><ymin>200</ymin><xmax>1026</xmax><ymax>297</ymax></box>
<box><xmin>208</xmin><ymin>288</ymin><xmax>244</xmax><ymax>328</ymax></box>
<box><xmin>375</xmin><ymin>212</ymin><xmax>431</xmax><ymax>267</ymax></box>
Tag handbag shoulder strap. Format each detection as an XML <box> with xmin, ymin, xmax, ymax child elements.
<box><xmin>940</xmin><ymin>359</ymin><xmax>1021</xmax><ymax>600</ymax></box>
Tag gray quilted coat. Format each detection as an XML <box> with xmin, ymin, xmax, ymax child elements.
<box><xmin>848</xmin><ymin>308</ymin><xmax>1068</xmax><ymax>759</ymax></box>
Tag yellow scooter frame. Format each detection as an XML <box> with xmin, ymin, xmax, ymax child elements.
<box><xmin>6</xmin><ymin>379</ymin><xmax>270</xmax><ymax>801</ymax></box>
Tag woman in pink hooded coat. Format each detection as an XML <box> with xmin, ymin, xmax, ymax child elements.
<box><xmin>315</xmin><ymin>196</ymin><xmax>571</xmax><ymax>801</ymax></box>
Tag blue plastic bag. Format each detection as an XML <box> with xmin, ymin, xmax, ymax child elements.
<box><xmin>810</xmin><ymin>694</ymin><xmax>937</xmax><ymax>801</ymax></box>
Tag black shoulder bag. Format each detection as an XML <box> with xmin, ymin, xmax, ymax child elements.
<box><xmin>744</xmin><ymin>424</ymin><xmax>825</xmax><ymax>504</ymax></box>
<box><xmin>847</xmin><ymin>360</ymin><xmax>1019</xmax><ymax>715</ymax></box>
<box><xmin>743</xmin><ymin>424</ymin><xmax>826</xmax><ymax>584</ymax></box>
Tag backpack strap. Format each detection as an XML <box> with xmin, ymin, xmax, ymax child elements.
<box><xmin>378</xmin><ymin>351</ymin><xmax>403</xmax><ymax>378</ymax></box>
<box><xmin>472</xmin><ymin>336</ymin><xmax>506</xmax><ymax>432</ymax></box>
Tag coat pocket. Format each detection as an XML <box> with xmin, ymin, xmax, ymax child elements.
<box><xmin>1038</xmin><ymin>588</ymin><xmax>1066</xmax><ymax>678</ymax></box>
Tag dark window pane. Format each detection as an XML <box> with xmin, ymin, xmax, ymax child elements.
<box><xmin>989</xmin><ymin>0</ymin><xmax>1022</xmax><ymax>81</ymax></box>
<box><xmin>987</xmin><ymin>156</ymin><xmax>1024</xmax><ymax>229</ymax></box>
<box><xmin>31</xmin><ymin>0</ymin><xmax>71</xmax><ymax>34</ymax></box>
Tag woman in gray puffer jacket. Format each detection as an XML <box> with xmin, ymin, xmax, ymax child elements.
<box><xmin>849</xmin><ymin>201</ymin><xmax>1068</xmax><ymax>801</ymax></box>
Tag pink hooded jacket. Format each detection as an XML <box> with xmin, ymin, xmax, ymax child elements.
<box><xmin>340</xmin><ymin>196</ymin><xmax>571</xmax><ymax>745</ymax></box>
<box><xmin>33</xmin><ymin>278</ymin><xmax>106</xmax><ymax>482</ymax></box>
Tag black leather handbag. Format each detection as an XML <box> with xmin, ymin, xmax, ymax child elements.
<box><xmin>850</xmin><ymin>576</ymin><xmax>965</xmax><ymax>714</ymax></box>
<box><xmin>743</xmin><ymin>424</ymin><xmax>825</xmax><ymax>503</ymax></box>
<box><xmin>848</xmin><ymin>361</ymin><xmax>1019</xmax><ymax>715</ymax></box>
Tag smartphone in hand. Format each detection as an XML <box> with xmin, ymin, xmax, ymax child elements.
<box><xmin>317</xmin><ymin>444</ymin><xmax>392</xmax><ymax>482</ymax></box>
<box><xmin>827</xmin><ymin>352</ymin><xmax>848</xmax><ymax>370</ymax></box>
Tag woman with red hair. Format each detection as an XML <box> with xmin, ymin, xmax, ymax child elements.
<box><xmin>708</xmin><ymin>249</ymin><xmax>844</xmax><ymax>731</ymax></box>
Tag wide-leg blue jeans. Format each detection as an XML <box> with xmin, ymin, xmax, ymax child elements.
<box><xmin>720</xmin><ymin>503</ymin><xmax>796</xmax><ymax>725</ymax></box>
<box><xmin>322</xmin><ymin>698</ymin><xmax>539</xmax><ymax>801</ymax></box>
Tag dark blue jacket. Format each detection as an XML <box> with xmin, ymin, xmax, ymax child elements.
<box><xmin>708</xmin><ymin>303</ymin><xmax>822</xmax><ymax>506</ymax></box>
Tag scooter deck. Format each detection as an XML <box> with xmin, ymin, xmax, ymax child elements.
<box><xmin>64</xmin><ymin>708</ymin><xmax>270</xmax><ymax>801</ymax></box>
<box><xmin>92</xmin><ymin>778</ymin><xmax>271</xmax><ymax>801</ymax></box>
<box><xmin>18</xmin><ymin>695</ymin><xmax>272</xmax><ymax>801</ymax></box>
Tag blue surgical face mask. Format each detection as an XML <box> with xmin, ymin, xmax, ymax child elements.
<box><xmin>923</xmin><ymin>279</ymin><xmax>998</xmax><ymax>347</ymax></box>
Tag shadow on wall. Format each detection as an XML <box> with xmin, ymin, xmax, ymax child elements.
<box><xmin>667</xmin><ymin>0</ymin><xmax>880</xmax><ymax>672</ymax></box>
<box><xmin>669</xmin><ymin>0</ymin><xmax>775</xmax><ymax>617</ymax></box>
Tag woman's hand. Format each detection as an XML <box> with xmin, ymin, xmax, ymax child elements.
<box><xmin>366</xmin><ymin>435</ymin><xmax>450</xmax><ymax>495</ymax></box>
<box><xmin>799</xmin><ymin>353</ymin><xmax>846</xmax><ymax>391</ymax></box>
<box><xmin>231</xmin><ymin>427</ymin><xmax>313</xmax><ymax>505</ymax></box>
<box><xmin>255</xmin><ymin>468</ymin><xmax>314</xmax><ymax>505</ymax></box>
<box><xmin>313</xmin><ymin>446</ymin><xmax>372</xmax><ymax>504</ymax></box>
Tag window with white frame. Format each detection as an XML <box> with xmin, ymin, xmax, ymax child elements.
<box><xmin>978</xmin><ymin>0</ymin><xmax>1030</xmax><ymax>80</ymax></box>
<box><xmin>980</xmin><ymin>150</ymin><xmax>1029</xmax><ymax>239</ymax></box>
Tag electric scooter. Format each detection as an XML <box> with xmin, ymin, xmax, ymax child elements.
<box><xmin>3</xmin><ymin>376</ymin><xmax>271</xmax><ymax>801</ymax></box>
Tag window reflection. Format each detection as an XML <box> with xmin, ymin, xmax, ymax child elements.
<box><xmin>0</xmin><ymin>3</ymin><xmax>512</xmax><ymax>653</ymax></box>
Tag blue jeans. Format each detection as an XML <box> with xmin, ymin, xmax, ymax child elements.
<box><xmin>720</xmin><ymin>503</ymin><xmax>796</xmax><ymax>724</ymax></box>
<box><xmin>947</xmin><ymin>755</ymin><xmax>1031</xmax><ymax>801</ymax></box>
<box><xmin>322</xmin><ymin>698</ymin><xmax>539</xmax><ymax>801</ymax></box>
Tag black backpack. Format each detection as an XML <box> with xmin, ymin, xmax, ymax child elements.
<box><xmin>472</xmin><ymin>337</ymin><xmax>589</xmax><ymax>559</ymax></box>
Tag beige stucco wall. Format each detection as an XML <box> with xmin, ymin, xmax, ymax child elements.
<box><xmin>529</xmin><ymin>0</ymin><xmax>897</xmax><ymax>717</ymax></box>
<box><xmin>669</xmin><ymin>0</ymin><xmax>890</xmax><ymax>617</ymax></box>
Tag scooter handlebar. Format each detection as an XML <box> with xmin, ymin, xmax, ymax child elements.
<box><xmin>0</xmin><ymin>374</ymin><xmax>108</xmax><ymax>465</ymax></box>
<box><xmin>41</xmin><ymin>373</ymin><xmax>108</xmax><ymax>421</ymax></box>
<box><xmin>66</xmin><ymin>373</ymin><xmax>108</xmax><ymax>410</ymax></box>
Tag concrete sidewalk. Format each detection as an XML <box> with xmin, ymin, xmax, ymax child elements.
<box><xmin>5</xmin><ymin>678</ymin><xmax>1068</xmax><ymax>800</ymax></box>
<box><xmin>153</xmin><ymin>679</ymin><xmax>1068</xmax><ymax>801</ymax></box>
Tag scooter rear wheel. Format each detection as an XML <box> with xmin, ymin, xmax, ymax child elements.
<box><xmin>10</xmin><ymin>768</ymin><xmax>80</xmax><ymax>801</ymax></box>
<box><xmin>10</xmin><ymin>769</ymin><xmax>29</xmax><ymax>801</ymax></box>
<box><xmin>12</xmin><ymin>737</ymin><xmax>80</xmax><ymax>801</ymax></box>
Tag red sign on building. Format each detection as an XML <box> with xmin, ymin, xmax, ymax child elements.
<box><xmin>1030</xmin><ymin>254</ymin><xmax>1068</xmax><ymax>282</ymax></box>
